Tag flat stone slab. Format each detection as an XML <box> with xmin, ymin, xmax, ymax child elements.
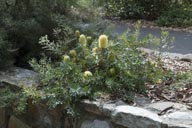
<box><xmin>139</xmin><ymin>48</ymin><xmax>192</xmax><ymax>61</ymax></box>
<box><xmin>162</xmin><ymin>111</ymin><xmax>192</xmax><ymax>127</ymax></box>
<box><xmin>145</xmin><ymin>102</ymin><xmax>189</xmax><ymax>113</ymax></box>
<box><xmin>81</xmin><ymin>119</ymin><xmax>111</xmax><ymax>128</ymax></box>
<box><xmin>8</xmin><ymin>116</ymin><xmax>31</xmax><ymax>128</ymax></box>
<box><xmin>82</xmin><ymin>100</ymin><xmax>192</xmax><ymax>128</ymax></box>
<box><xmin>167</xmin><ymin>111</ymin><xmax>192</xmax><ymax>121</ymax></box>
<box><xmin>0</xmin><ymin>108</ymin><xmax>8</xmax><ymax>128</ymax></box>
<box><xmin>112</xmin><ymin>105</ymin><xmax>162</xmax><ymax>128</ymax></box>
<box><xmin>0</xmin><ymin>67</ymin><xmax>39</xmax><ymax>88</ymax></box>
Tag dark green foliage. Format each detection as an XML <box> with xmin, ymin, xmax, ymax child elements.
<box><xmin>104</xmin><ymin>0</ymin><xmax>169</xmax><ymax>20</ymax></box>
<box><xmin>170</xmin><ymin>72</ymin><xmax>192</xmax><ymax>90</ymax></box>
<box><xmin>0</xmin><ymin>29</ymin><xmax>14</xmax><ymax>68</ymax></box>
<box><xmin>104</xmin><ymin>0</ymin><xmax>192</xmax><ymax>27</ymax></box>
<box><xmin>156</xmin><ymin>3</ymin><xmax>192</xmax><ymax>27</ymax></box>
<box><xmin>0</xmin><ymin>0</ymin><xmax>78</xmax><ymax>69</ymax></box>
<box><xmin>26</xmin><ymin>22</ymin><xmax>169</xmax><ymax>113</ymax></box>
<box><xmin>0</xmin><ymin>21</ymin><xmax>173</xmax><ymax>116</ymax></box>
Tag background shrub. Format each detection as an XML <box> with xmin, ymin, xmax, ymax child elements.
<box><xmin>0</xmin><ymin>0</ymin><xmax>78</xmax><ymax>69</ymax></box>
<box><xmin>0</xmin><ymin>29</ymin><xmax>14</xmax><ymax>68</ymax></box>
<box><xmin>156</xmin><ymin>2</ymin><xmax>192</xmax><ymax>27</ymax></box>
<box><xmin>104</xmin><ymin>0</ymin><xmax>192</xmax><ymax>27</ymax></box>
<box><xmin>104</xmin><ymin>0</ymin><xmax>169</xmax><ymax>20</ymax></box>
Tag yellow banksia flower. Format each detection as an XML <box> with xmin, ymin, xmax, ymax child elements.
<box><xmin>126</xmin><ymin>71</ymin><xmax>131</xmax><ymax>76</ymax></box>
<box><xmin>69</xmin><ymin>50</ymin><xmax>77</xmax><ymax>57</ymax></box>
<box><xmin>87</xmin><ymin>36</ymin><xmax>92</xmax><ymax>45</ymax></box>
<box><xmin>109</xmin><ymin>53</ymin><xmax>116</xmax><ymax>61</ymax></box>
<box><xmin>99</xmin><ymin>35</ymin><xmax>108</xmax><ymax>49</ymax></box>
<box><xmin>156</xmin><ymin>79</ymin><xmax>162</xmax><ymax>84</ymax></box>
<box><xmin>75</xmin><ymin>30</ymin><xmax>80</xmax><ymax>37</ymax></box>
<box><xmin>63</xmin><ymin>55</ymin><xmax>70</xmax><ymax>62</ymax></box>
<box><xmin>149</xmin><ymin>61</ymin><xmax>155</xmax><ymax>65</ymax></box>
<box><xmin>79</xmin><ymin>34</ymin><xmax>87</xmax><ymax>46</ymax></box>
<box><xmin>149</xmin><ymin>61</ymin><xmax>158</xmax><ymax>67</ymax></box>
<box><xmin>84</xmin><ymin>71</ymin><xmax>93</xmax><ymax>77</ymax></box>
<box><xmin>87</xmin><ymin>36</ymin><xmax>92</xmax><ymax>42</ymax></box>
<box><xmin>109</xmin><ymin>68</ymin><xmax>116</xmax><ymax>76</ymax></box>
<box><xmin>92</xmin><ymin>47</ymin><xmax>99</xmax><ymax>53</ymax></box>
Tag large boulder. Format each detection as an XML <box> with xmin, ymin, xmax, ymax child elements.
<box><xmin>111</xmin><ymin>105</ymin><xmax>162</xmax><ymax>128</ymax></box>
<box><xmin>0</xmin><ymin>67</ymin><xmax>39</xmax><ymax>88</ymax></box>
<box><xmin>8</xmin><ymin>116</ymin><xmax>31</xmax><ymax>128</ymax></box>
<box><xmin>0</xmin><ymin>108</ymin><xmax>9</xmax><ymax>128</ymax></box>
<box><xmin>81</xmin><ymin>119</ymin><xmax>111</xmax><ymax>128</ymax></box>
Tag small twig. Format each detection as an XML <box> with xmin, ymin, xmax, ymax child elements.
<box><xmin>158</xmin><ymin>105</ymin><xmax>174</xmax><ymax>116</ymax></box>
<box><xmin>7</xmin><ymin>48</ymin><xmax>19</xmax><ymax>52</ymax></box>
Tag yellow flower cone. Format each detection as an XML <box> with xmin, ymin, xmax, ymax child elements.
<box><xmin>79</xmin><ymin>34</ymin><xmax>87</xmax><ymax>46</ymax></box>
<box><xmin>92</xmin><ymin>47</ymin><xmax>99</xmax><ymax>53</ymax></box>
<box><xmin>99</xmin><ymin>35</ymin><xmax>108</xmax><ymax>48</ymax></box>
<box><xmin>63</xmin><ymin>55</ymin><xmax>70</xmax><ymax>62</ymax></box>
<box><xmin>109</xmin><ymin>53</ymin><xmax>116</xmax><ymax>61</ymax></box>
<box><xmin>109</xmin><ymin>68</ymin><xmax>116</xmax><ymax>76</ymax></box>
<box><xmin>75</xmin><ymin>30</ymin><xmax>80</xmax><ymax>37</ymax></box>
<box><xmin>69</xmin><ymin>50</ymin><xmax>77</xmax><ymax>57</ymax></box>
<box><xmin>84</xmin><ymin>71</ymin><xmax>93</xmax><ymax>77</ymax></box>
<box><xmin>87</xmin><ymin>36</ymin><xmax>92</xmax><ymax>45</ymax></box>
<box><xmin>156</xmin><ymin>79</ymin><xmax>162</xmax><ymax>84</ymax></box>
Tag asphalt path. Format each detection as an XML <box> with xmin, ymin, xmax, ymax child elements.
<box><xmin>114</xmin><ymin>23</ymin><xmax>192</xmax><ymax>54</ymax></box>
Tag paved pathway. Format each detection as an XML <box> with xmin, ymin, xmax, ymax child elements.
<box><xmin>114</xmin><ymin>23</ymin><xmax>192</xmax><ymax>54</ymax></box>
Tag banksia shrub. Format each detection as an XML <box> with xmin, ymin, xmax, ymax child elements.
<box><xmin>28</xmin><ymin>25</ymin><xmax>170</xmax><ymax>118</ymax></box>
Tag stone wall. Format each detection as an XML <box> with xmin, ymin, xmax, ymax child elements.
<box><xmin>1</xmin><ymin>67</ymin><xmax>192</xmax><ymax>128</ymax></box>
<box><xmin>1</xmin><ymin>99</ymin><xmax>192</xmax><ymax>128</ymax></box>
<box><xmin>79</xmin><ymin>100</ymin><xmax>192</xmax><ymax>128</ymax></box>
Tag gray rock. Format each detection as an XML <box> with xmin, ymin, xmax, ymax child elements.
<box><xmin>81</xmin><ymin>119</ymin><xmax>111</xmax><ymax>128</ymax></box>
<box><xmin>161</xmin><ymin>111</ymin><xmax>192</xmax><ymax>128</ymax></box>
<box><xmin>180</xmin><ymin>54</ymin><xmax>192</xmax><ymax>62</ymax></box>
<box><xmin>145</xmin><ymin>102</ymin><xmax>188</xmax><ymax>113</ymax></box>
<box><xmin>112</xmin><ymin>105</ymin><xmax>162</xmax><ymax>128</ymax></box>
<box><xmin>43</xmin><ymin>116</ymin><xmax>52</xmax><ymax>127</ymax></box>
<box><xmin>76</xmin><ymin>23</ymin><xmax>91</xmax><ymax>31</ymax></box>
<box><xmin>102</xmin><ymin>103</ymin><xmax>116</xmax><ymax>117</ymax></box>
<box><xmin>0</xmin><ymin>67</ymin><xmax>39</xmax><ymax>88</ymax></box>
<box><xmin>139</xmin><ymin>48</ymin><xmax>192</xmax><ymax>62</ymax></box>
<box><xmin>0</xmin><ymin>108</ymin><xmax>8</xmax><ymax>128</ymax></box>
<box><xmin>115</xmin><ymin>100</ymin><xmax>126</xmax><ymax>106</ymax></box>
<box><xmin>167</xmin><ymin>111</ymin><xmax>192</xmax><ymax>121</ymax></box>
<box><xmin>25</xmin><ymin>103</ymin><xmax>60</xmax><ymax>128</ymax></box>
<box><xmin>134</xmin><ymin>95</ymin><xmax>151</xmax><ymax>106</ymax></box>
<box><xmin>8</xmin><ymin>116</ymin><xmax>31</xmax><ymax>128</ymax></box>
<box><xmin>163</xmin><ymin>122</ymin><xmax>192</xmax><ymax>128</ymax></box>
<box><xmin>81</xmin><ymin>100</ymin><xmax>103</xmax><ymax>115</ymax></box>
<box><xmin>162</xmin><ymin>52</ymin><xmax>184</xmax><ymax>59</ymax></box>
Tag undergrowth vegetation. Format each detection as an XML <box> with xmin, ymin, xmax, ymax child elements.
<box><xmin>0</xmin><ymin>21</ymin><xmax>174</xmax><ymax>116</ymax></box>
<box><xmin>0</xmin><ymin>0</ymin><xmax>78</xmax><ymax>69</ymax></box>
<box><xmin>103</xmin><ymin>0</ymin><xmax>192</xmax><ymax>27</ymax></box>
<box><xmin>0</xmin><ymin>0</ymin><xmax>191</xmax><ymax>120</ymax></box>
<box><xmin>156</xmin><ymin>4</ymin><xmax>192</xmax><ymax>27</ymax></box>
